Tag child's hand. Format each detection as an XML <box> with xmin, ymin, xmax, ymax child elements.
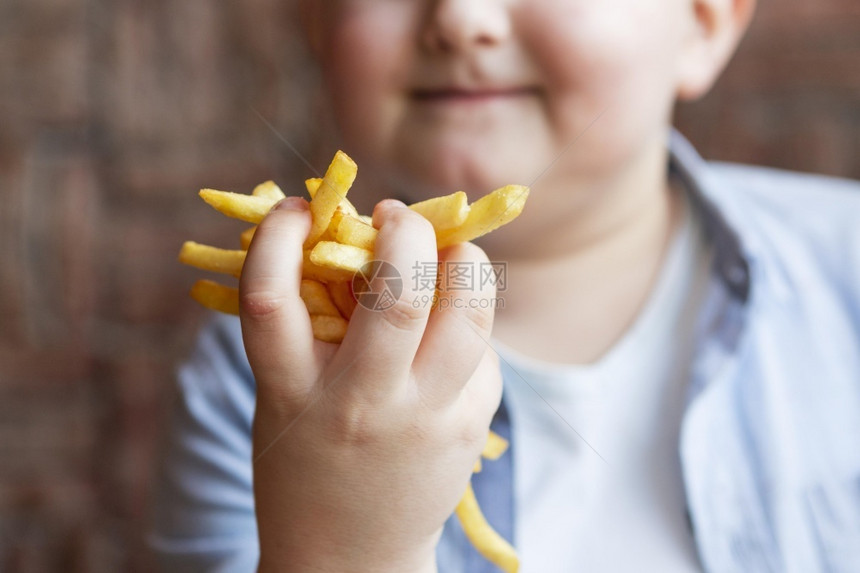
<box><xmin>240</xmin><ymin>197</ymin><xmax>502</xmax><ymax>573</ymax></box>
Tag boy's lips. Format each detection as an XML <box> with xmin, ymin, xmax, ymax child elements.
<box><xmin>410</xmin><ymin>86</ymin><xmax>539</xmax><ymax>105</ymax></box>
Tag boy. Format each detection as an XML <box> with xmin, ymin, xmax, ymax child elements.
<box><xmin>150</xmin><ymin>0</ymin><xmax>860</xmax><ymax>571</ymax></box>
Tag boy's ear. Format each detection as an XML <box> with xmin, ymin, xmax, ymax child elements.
<box><xmin>299</xmin><ymin>0</ymin><xmax>324</xmax><ymax>58</ymax></box>
<box><xmin>676</xmin><ymin>0</ymin><xmax>757</xmax><ymax>101</ymax></box>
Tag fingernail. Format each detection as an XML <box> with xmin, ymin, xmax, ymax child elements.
<box><xmin>275</xmin><ymin>196</ymin><xmax>308</xmax><ymax>212</ymax></box>
<box><xmin>378</xmin><ymin>199</ymin><xmax>407</xmax><ymax>210</ymax></box>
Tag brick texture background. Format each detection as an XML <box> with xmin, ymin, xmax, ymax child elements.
<box><xmin>0</xmin><ymin>0</ymin><xmax>858</xmax><ymax>570</ymax></box>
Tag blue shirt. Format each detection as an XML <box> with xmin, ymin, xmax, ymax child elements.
<box><xmin>149</xmin><ymin>132</ymin><xmax>860</xmax><ymax>572</ymax></box>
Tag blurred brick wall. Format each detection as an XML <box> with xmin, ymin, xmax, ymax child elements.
<box><xmin>0</xmin><ymin>0</ymin><xmax>857</xmax><ymax>571</ymax></box>
<box><xmin>676</xmin><ymin>0</ymin><xmax>860</xmax><ymax>179</ymax></box>
<box><xmin>0</xmin><ymin>0</ymin><xmax>313</xmax><ymax>570</ymax></box>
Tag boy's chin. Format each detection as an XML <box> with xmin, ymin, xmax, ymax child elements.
<box><xmin>393</xmin><ymin>141</ymin><xmax>539</xmax><ymax>196</ymax></box>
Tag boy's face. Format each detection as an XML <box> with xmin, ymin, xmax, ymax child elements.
<box><xmin>307</xmin><ymin>0</ymin><xmax>706</xmax><ymax>200</ymax></box>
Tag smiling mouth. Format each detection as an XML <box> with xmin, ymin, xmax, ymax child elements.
<box><xmin>410</xmin><ymin>87</ymin><xmax>538</xmax><ymax>104</ymax></box>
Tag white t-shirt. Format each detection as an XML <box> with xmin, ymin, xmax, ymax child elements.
<box><xmin>495</xmin><ymin>193</ymin><xmax>711</xmax><ymax>572</ymax></box>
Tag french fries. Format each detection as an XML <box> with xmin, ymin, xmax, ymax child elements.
<box><xmin>252</xmin><ymin>180</ymin><xmax>286</xmax><ymax>202</ymax></box>
<box><xmin>239</xmin><ymin>226</ymin><xmax>256</xmax><ymax>250</ymax></box>
<box><xmin>327</xmin><ymin>281</ymin><xmax>357</xmax><ymax>320</ymax></box>
<box><xmin>309</xmin><ymin>314</ymin><xmax>349</xmax><ymax>344</ymax></box>
<box><xmin>307</xmin><ymin>177</ymin><xmax>360</xmax><ymax>217</ymax></box>
<box><xmin>482</xmin><ymin>430</ymin><xmax>509</xmax><ymax>460</ymax></box>
<box><xmin>409</xmin><ymin>190</ymin><xmax>470</xmax><ymax>232</ymax></box>
<box><xmin>183</xmin><ymin>153</ymin><xmax>529</xmax><ymax>344</ymax></box>
<box><xmin>436</xmin><ymin>185</ymin><xmax>530</xmax><ymax>249</ymax></box>
<box><xmin>199</xmin><ymin>189</ymin><xmax>277</xmax><ymax>224</ymax></box>
<box><xmin>179</xmin><ymin>242</ymin><xmax>246</xmax><ymax>277</ymax></box>
<box><xmin>183</xmin><ymin>153</ymin><xmax>529</xmax><ymax>342</ymax></box>
<box><xmin>302</xmin><ymin>251</ymin><xmax>357</xmax><ymax>284</ymax></box>
<box><xmin>306</xmin><ymin>151</ymin><xmax>358</xmax><ymax>247</ymax></box>
<box><xmin>456</xmin><ymin>483</ymin><xmax>519</xmax><ymax>573</ymax></box>
<box><xmin>179</xmin><ymin>150</ymin><xmax>526</xmax><ymax>573</ymax></box>
<box><xmin>335</xmin><ymin>214</ymin><xmax>378</xmax><ymax>250</ymax></box>
<box><xmin>190</xmin><ymin>279</ymin><xmax>239</xmax><ymax>315</ymax></box>
<box><xmin>310</xmin><ymin>241</ymin><xmax>373</xmax><ymax>275</ymax></box>
<box><xmin>300</xmin><ymin>280</ymin><xmax>341</xmax><ymax>317</ymax></box>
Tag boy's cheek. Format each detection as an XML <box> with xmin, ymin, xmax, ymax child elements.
<box><xmin>321</xmin><ymin>5</ymin><xmax>413</xmax><ymax>126</ymax></box>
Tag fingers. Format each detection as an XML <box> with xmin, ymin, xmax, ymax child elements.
<box><xmin>326</xmin><ymin>200</ymin><xmax>437</xmax><ymax>398</ymax></box>
<box><xmin>239</xmin><ymin>197</ymin><xmax>317</xmax><ymax>389</ymax></box>
<box><xmin>460</xmin><ymin>348</ymin><xmax>504</xmax><ymax>431</ymax></box>
<box><xmin>412</xmin><ymin>242</ymin><xmax>498</xmax><ymax>408</ymax></box>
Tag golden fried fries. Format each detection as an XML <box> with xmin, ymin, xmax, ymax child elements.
<box><xmin>190</xmin><ymin>280</ymin><xmax>240</xmax><ymax>315</ymax></box>
<box><xmin>482</xmin><ymin>431</ymin><xmax>509</xmax><ymax>461</ymax></box>
<box><xmin>252</xmin><ymin>180</ymin><xmax>286</xmax><ymax>202</ymax></box>
<box><xmin>305</xmin><ymin>177</ymin><xmax>322</xmax><ymax>196</ymax></box>
<box><xmin>239</xmin><ymin>226</ymin><xmax>257</xmax><ymax>250</ymax></box>
<box><xmin>307</xmin><ymin>177</ymin><xmax>360</xmax><ymax>217</ymax></box>
<box><xmin>180</xmin><ymin>150</ymin><xmax>529</xmax><ymax>573</ymax></box>
<box><xmin>185</xmin><ymin>156</ymin><xmax>529</xmax><ymax>327</ymax></box>
<box><xmin>456</xmin><ymin>483</ymin><xmax>519</xmax><ymax>573</ymax></box>
<box><xmin>306</xmin><ymin>151</ymin><xmax>358</xmax><ymax>247</ymax></box>
<box><xmin>409</xmin><ymin>191</ymin><xmax>470</xmax><ymax>232</ymax></box>
<box><xmin>179</xmin><ymin>242</ymin><xmax>246</xmax><ymax>277</ymax></box>
<box><xmin>199</xmin><ymin>189</ymin><xmax>277</xmax><ymax>224</ymax></box>
<box><xmin>300</xmin><ymin>280</ymin><xmax>341</xmax><ymax>317</ymax></box>
<box><xmin>310</xmin><ymin>314</ymin><xmax>349</xmax><ymax>343</ymax></box>
<box><xmin>327</xmin><ymin>281</ymin><xmax>357</xmax><ymax>319</ymax></box>
<box><xmin>309</xmin><ymin>241</ymin><xmax>373</xmax><ymax>275</ymax></box>
<box><xmin>301</xmin><ymin>251</ymin><xmax>356</xmax><ymax>284</ymax></box>
<box><xmin>335</xmin><ymin>214</ymin><xmax>378</xmax><ymax>250</ymax></box>
<box><xmin>328</xmin><ymin>209</ymin><xmax>345</xmax><ymax>236</ymax></box>
<box><xmin>436</xmin><ymin>185</ymin><xmax>530</xmax><ymax>249</ymax></box>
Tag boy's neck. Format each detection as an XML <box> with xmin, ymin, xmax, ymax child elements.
<box><xmin>488</xmin><ymin>137</ymin><xmax>682</xmax><ymax>365</ymax></box>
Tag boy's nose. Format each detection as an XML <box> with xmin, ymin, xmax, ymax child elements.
<box><xmin>422</xmin><ymin>0</ymin><xmax>512</xmax><ymax>54</ymax></box>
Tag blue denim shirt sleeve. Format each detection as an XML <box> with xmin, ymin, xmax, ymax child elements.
<box><xmin>149</xmin><ymin>315</ymin><xmax>260</xmax><ymax>572</ymax></box>
<box><xmin>672</xmin><ymin>132</ymin><xmax>860</xmax><ymax>572</ymax></box>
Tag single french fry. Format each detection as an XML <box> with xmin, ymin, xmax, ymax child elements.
<box><xmin>252</xmin><ymin>180</ymin><xmax>286</xmax><ymax>202</ymax></box>
<box><xmin>456</xmin><ymin>483</ymin><xmax>519</xmax><ymax>573</ymax></box>
<box><xmin>239</xmin><ymin>226</ymin><xmax>257</xmax><ymax>250</ymax></box>
<box><xmin>309</xmin><ymin>241</ymin><xmax>372</xmax><ymax>275</ymax></box>
<box><xmin>336</xmin><ymin>214</ymin><xmax>378</xmax><ymax>251</ymax></box>
<box><xmin>410</xmin><ymin>191</ymin><xmax>470</xmax><ymax>232</ymax></box>
<box><xmin>473</xmin><ymin>458</ymin><xmax>483</xmax><ymax>473</ymax></box>
<box><xmin>302</xmin><ymin>251</ymin><xmax>356</xmax><ymax>283</ymax></box>
<box><xmin>190</xmin><ymin>280</ymin><xmax>240</xmax><ymax>315</ymax></box>
<box><xmin>482</xmin><ymin>431</ymin><xmax>509</xmax><ymax>461</ymax></box>
<box><xmin>310</xmin><ymin>314</ymin><xmax>348</xmax><ymax>343</ymax></box>
<box><xmin>358</xmin><ymin>214</ymin><xmax>373</xmax><ymax>226</ymax></box>
<box><xmin>305</xmin><ymin>151</ymin><xmax>358</xmax><ymax>247</ymax></box>
<box><xmin>308</xmin><ymin>177</ymin><xmax>361</xmax><ymax>217</ymax></box>
<box><xmin>199</xmin><ymin>189</ymin><xmax>277</xmax><ymax>224</ymax></box>
<box><xmin>179</xmin><ymin>242</ymin><xmax>246</xmax><ymax>277</ymax></box>
<box><xmin>300</xmin><ymin>280</ymin><xmax>341</xmax><ymax>317</ymax></box>
<box><xmin>436</xmin><ymin>185</ymin><xmax>530</xmax><ymax>249</ymax></box>
<box><xmin>327</xmin><ymin>281</ymin><xmax>357</xmax><ymax>319</ymax></box>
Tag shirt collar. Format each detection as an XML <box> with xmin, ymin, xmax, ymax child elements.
<box><xmin>669</xmin><ymin>129</ymin><xmax>752</xmax><ymax>304</ymax></box>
